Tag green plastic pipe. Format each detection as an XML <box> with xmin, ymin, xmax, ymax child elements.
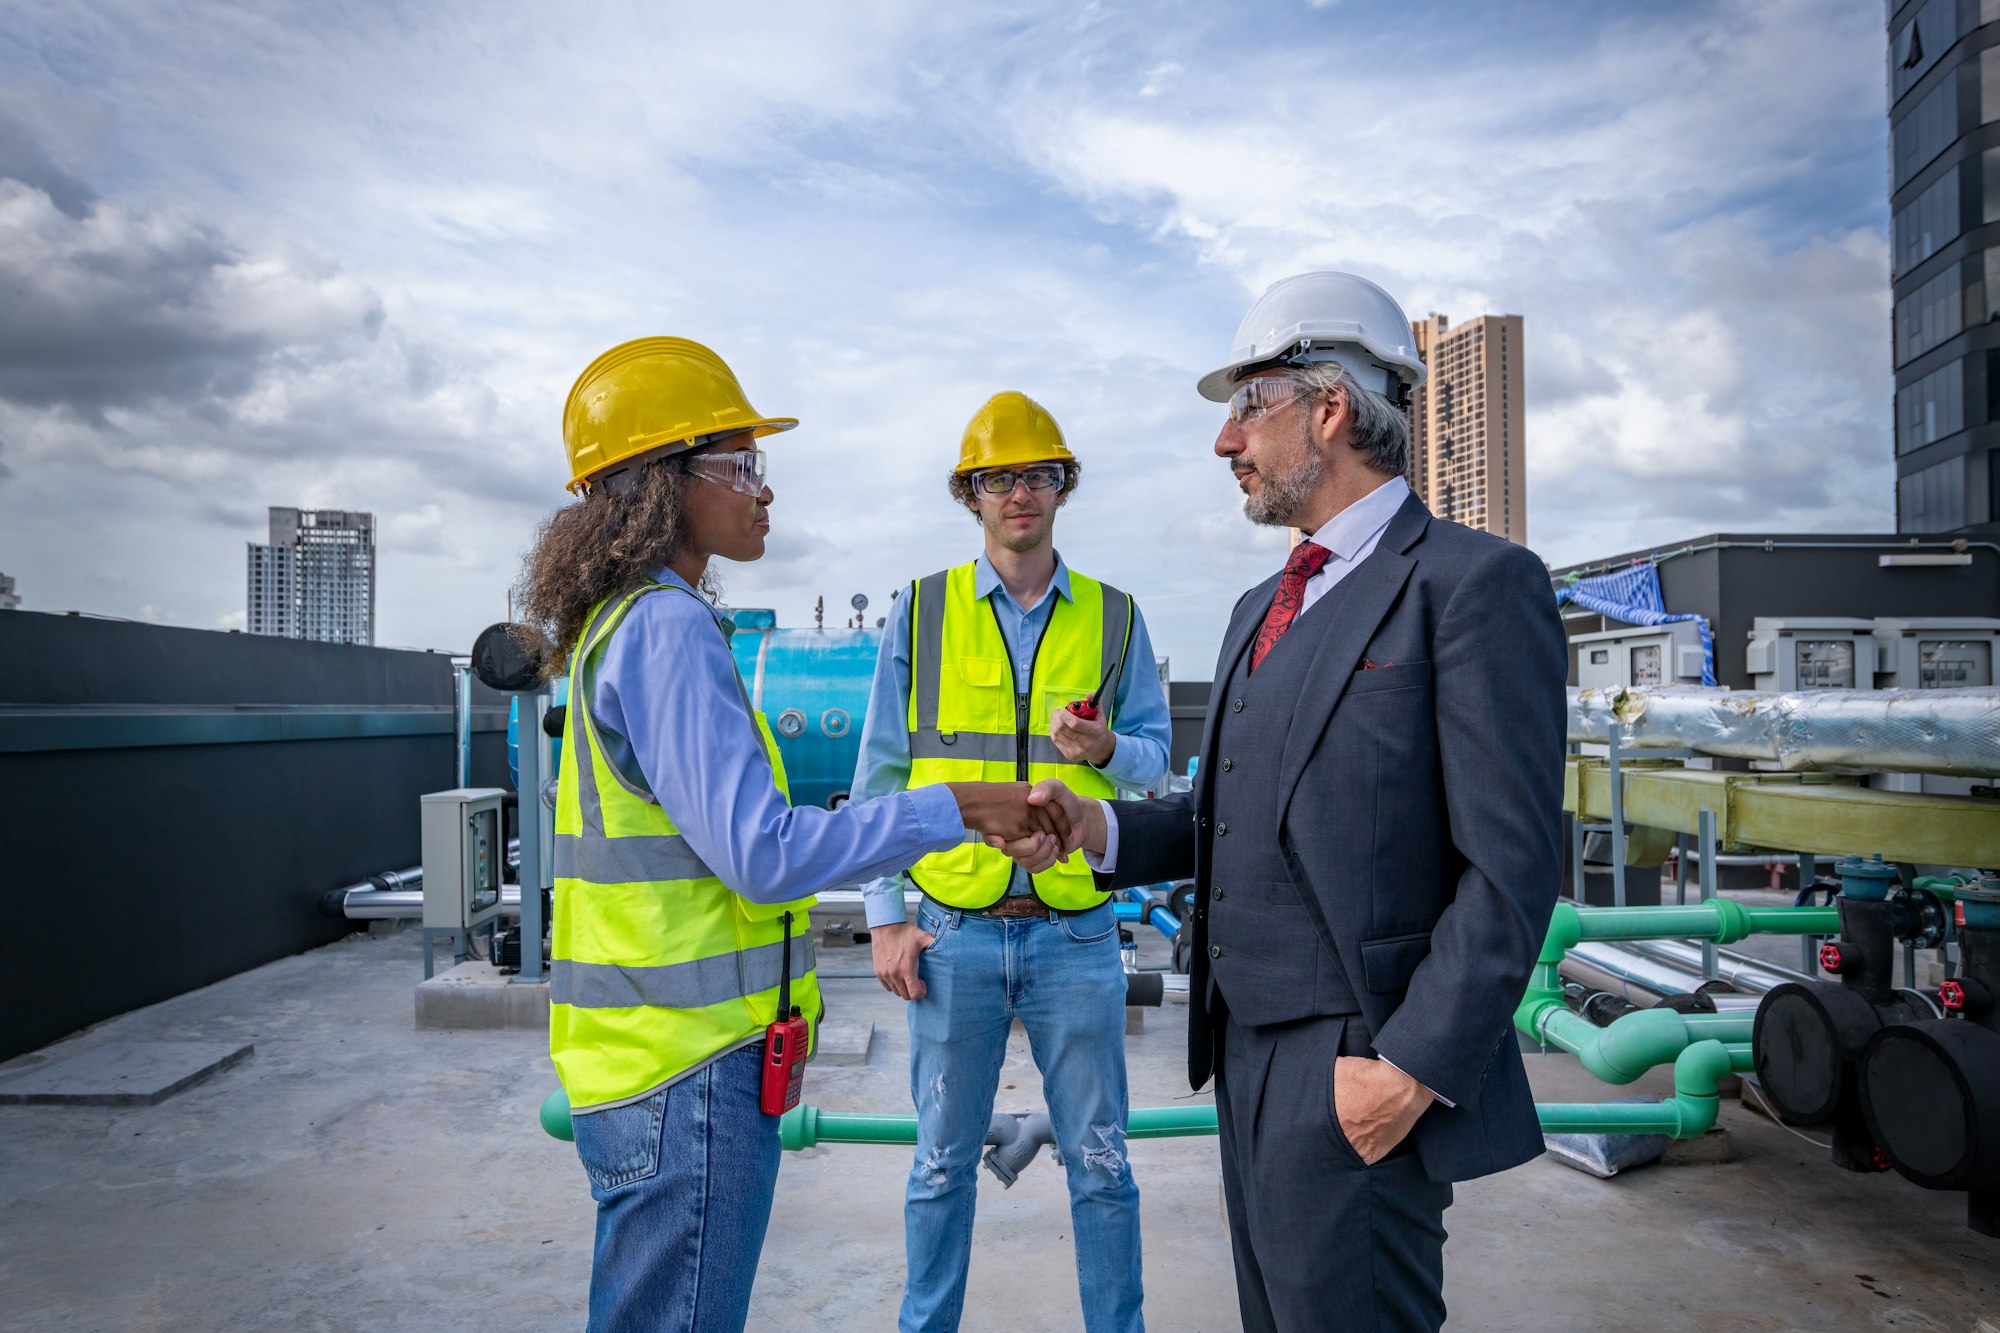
<box><xmin>540</xmin><ymin>1079</ymin><xmax>1734</xmax><ymax>1145</ymax></box>
<box><xmin>777</xmin><ymin>1102</ymin><xmax>1219</xmax><ymax>1151</ymax></box>
<box><xmin>1513</xmin><ymin>986</ymin><xmax>1753</xmax><ymax>1084</ymax></box>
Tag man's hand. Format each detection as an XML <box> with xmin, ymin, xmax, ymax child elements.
<box><xmin>982</xmin><ymin>779</ymin><xmax>1106</xmax><ymax>873</ymax></box>
<box><xmin>1333</xmin><ymin>1056</ymin><xmax>1434</xmax><ymax>1165</ymax></box>
<box><xmin>945</xmin><ymin>781</ymin><xmax>1071</xmax><ymax>844</ymax></box>
<box><xmin>870</xmin><ymin>921</ymin><xmax>932</xmax><ymax>1001</ymax></box>
<box><xmin>1049</xmin><ymin>707</ymin><xmax>1116</xmax><ymax>766</ymax></box>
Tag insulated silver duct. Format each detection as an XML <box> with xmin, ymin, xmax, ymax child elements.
<box><xmin>1567</xmin><ymin>686</ymin><xmax>2000</xmax><ymax>777</ymax></box>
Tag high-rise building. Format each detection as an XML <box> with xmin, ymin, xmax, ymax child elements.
<box><xmin>246</xmin><ymin>508</ymin><xmax>376</xmax><ymax>645</ymax></box>
<box><xmin>1406</xmin><ymin>312</ymin><xmax>1527</xmax><ymax>544</ymax></box>
<box><xmin>0</xmin><ymin>571</ymin><xmax>18</xmax><ymax>611</ymax></box>
<box><xmin>1888</xmin><ymin>0</ymin><xmax>2000</xmax><ymax>534</ymax></box>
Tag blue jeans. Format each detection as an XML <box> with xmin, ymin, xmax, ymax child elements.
<box><xmin>572</xmin><ymin>1043</ymin><xmax>777</xmax><ymax>1333</ymax></box>
<box><xmin>900</xmin><ymin>899</ymin><xmax>1144</xmax><ymax>1333</ymax></box>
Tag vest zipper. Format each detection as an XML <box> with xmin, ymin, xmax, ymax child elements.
<box><xmin>987</xmin><ymin>595</ymin><xmax>1057</xmax><ymax>782</ymax></box>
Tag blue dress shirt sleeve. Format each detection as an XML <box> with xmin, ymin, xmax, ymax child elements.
<box><xmin>1092</xmin><ymin>602</ymin><xmax>1173</xmax><ymax>797</ymax></box>
<box><xmin>850</xmin><ymin>587</ymin><xmax>923</xmax><ymax>927</ymax></box>
<box><xmin>591</xmin><ymin>586</ymin><xmax>965</xmax><ymax>905</ymax></box>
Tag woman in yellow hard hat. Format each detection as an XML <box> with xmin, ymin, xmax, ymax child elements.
<box><xmin>514</xmin><ymin>337</ymin><xmax>1067</xmax><ymax>1333</ymax></box>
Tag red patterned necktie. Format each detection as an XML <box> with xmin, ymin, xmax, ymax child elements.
<box><xmin>1250</xmin><ymin>541</ymin><xmax>1333</xmax><ymax>671</ymax></box>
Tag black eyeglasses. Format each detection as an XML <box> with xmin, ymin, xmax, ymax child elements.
<box><xmin>974</xmin><ymin>465</ymin><xmax>1065</xmax><ymax>495</ymax></box>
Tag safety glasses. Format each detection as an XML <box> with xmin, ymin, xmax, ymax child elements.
<box><xmin>973</xmin><ymin>464</ymin><xmax>1065</xmax><ymax>495</ymax></box>
<box><xmin>1227</xmin><ymin>377</ymin><xmax>1311</xmax><ymax>425</ymax></box>
<box><xmin>686</xmin><ymin>448</ymin><xmax>768</xmax><ymax>497</ymax></box>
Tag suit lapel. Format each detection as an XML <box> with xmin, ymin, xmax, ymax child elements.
<box><xmin>1274</xmin><ymin>493</ymin><xmax>1430</xmax><ymax>812</ymax></box>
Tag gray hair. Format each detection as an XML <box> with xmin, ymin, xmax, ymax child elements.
<box><xmin>1286</xmin><ymin>360</ymin><xmax>1410</xmax><ymax>478</ymax></box>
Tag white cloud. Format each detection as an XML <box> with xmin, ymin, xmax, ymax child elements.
<box><xmin>0</xmin><ymin>0</ymin><xmax>1901</xmax><ymax>674</ymax></box>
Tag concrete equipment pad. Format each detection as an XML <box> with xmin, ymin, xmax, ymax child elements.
<box><xmin>415</xmin><ymin>959</ymin><xmax>550</xmax><ymax>1030</ymax></box>
<box><xmin>0</xmin><ymin>1040</ymin><xmax>252</xmax><ymax>1106</ymax></box>
<box><xmin>815</xmin><ymin>1019</ymin><xmax>874</xmax><ymax>1067</ymax></box>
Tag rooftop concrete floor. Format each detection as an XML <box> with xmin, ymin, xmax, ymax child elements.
<box><xmin>1</xmin><ymin>920</ymin><xmax>1996</xmax><ymax>1331</ymax></box>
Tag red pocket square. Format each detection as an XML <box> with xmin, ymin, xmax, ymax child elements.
<box><xmin>1362</xmin><ymin>658</ymin><xmax>1394</xmax><ymax>670</ymax></box>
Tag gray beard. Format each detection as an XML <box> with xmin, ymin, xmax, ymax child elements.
<box><xmin>1242</xmin><ymin>429</ymin><xmax>1324</xmax><ymax>527</ymax></box>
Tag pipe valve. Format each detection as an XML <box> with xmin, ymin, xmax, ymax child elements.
<box><xmin>1819</xmin><ymin>941</ymin><xmax>1854</xmax><ymax>975</ymax></box>
<box><xmin>1940</xmin><ymin>977</ymin><xmax>1994</xmax><ymax>1017</ymax></box>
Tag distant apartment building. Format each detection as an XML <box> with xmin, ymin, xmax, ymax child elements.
<box><xmin>1887</xmin><ymin>0</ymin><xmax>2000</xmax><ymax>534</ymax></box>
<box><xmin>1407</xmin><ymin>313</ymin><xmax>1526</xmax><ymax>545</ymax></box>
<box><xmin>246</xmin><ymin>508</ymin><xmax>376</xmax><ymax>645</ymax></box>
<box><xmin>0</xmin><ymin>571</ymin><xmax>17</xmax><ymax>611</ymax></box>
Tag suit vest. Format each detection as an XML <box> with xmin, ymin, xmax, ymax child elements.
<box><xmin>1205</xmin><ymin>577</ymin><xmax>1360</xmax><ymax>1026</ymax></box>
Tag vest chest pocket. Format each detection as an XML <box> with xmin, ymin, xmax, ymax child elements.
<box><xmin>1040</xmin><ymin>680</ymin><xmax>1102</xmax><ymax>724</ymax></box>
<box><xmin>954</xmin><ymin>656</ymin><xmax>1007</xmax><ymax>689</ymax></box>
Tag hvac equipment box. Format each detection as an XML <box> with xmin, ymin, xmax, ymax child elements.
<box><xmin>1746</xmin><ymin>617</ymin><xmax>1880</xmax><ymax>691</ymax></box>
<box><xmin>421</xmin><ymin>788</ymin><xmax>507</xmax><ymax>931</ymax></box>
<box><xmin>1871</xmin><ymin>618</ymin><xmax>2000</xmax><ymax>689</ymax></box>
<box><xmin>1573</xmin><ymin>622</ymin><xmax>1707</xmax><ymax>690</ymax></box>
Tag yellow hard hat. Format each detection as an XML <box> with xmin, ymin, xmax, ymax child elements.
<box><xmin>955</xmin><ymin>391</ymin><xmax>1076</xmax><ymax>474</ymax></box>
<box><xmin>562</xmin><ymin>337</ymin><xmax>797</xmax><ymax>494</ymax></box>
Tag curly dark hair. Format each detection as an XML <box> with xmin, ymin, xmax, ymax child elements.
<box><xmin>512</xmin><ymin>455</ymin><xmax>707</xmax><ymax>680</ymax></box>
<box><xmin>946</xmin><ymin>459</ymin><xmax>1083</xmax><ymax>517</ymax></box>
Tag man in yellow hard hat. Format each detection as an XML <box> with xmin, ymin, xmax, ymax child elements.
<box><xmin>850</xmin><ymin>391</ymin><xmax>1172</xmax><ymax>1332</ymax></box>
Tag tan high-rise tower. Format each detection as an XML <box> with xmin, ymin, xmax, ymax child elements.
<box><xmin>1407</xmin><ymin>313</ymin><xmax>1526</xmax><ymax>544</ymax></box>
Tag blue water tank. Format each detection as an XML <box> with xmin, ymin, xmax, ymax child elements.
<box><xmin>509</xmin><ymin>611</ymin><xmax>879</xmax><ymax>812</ymax></box>
<box><xmin>726</xmin><ymin>609</ymin><xmax>879</xmax><ymax>811</ymax></box>
<box><xmin>507</xmin><ymin>677</ymin><xmax>569</xmax><ymax>791</ymax></box>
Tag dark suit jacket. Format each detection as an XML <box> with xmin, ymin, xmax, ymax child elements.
<box><xmin>1101</xmin><ymin>491</ymin><xmax>1566</xmax><ymax>1182</ymax></box>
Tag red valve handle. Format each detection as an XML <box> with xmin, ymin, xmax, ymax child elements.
<box><xmin>1941</xmin><ymin>980</ymin><xmax>1967</xmax><ymax>1012</ymax></box>
<box><xmin>1819</xmin><ymin>942</ymin><xmax>1847</xmax><ymax>974</ymax></box>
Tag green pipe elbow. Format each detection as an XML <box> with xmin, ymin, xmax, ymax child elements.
<box><xmin>541</xmin><ymin>1087</ymin><xmax>575</xmax><ymax>1142</ymax></box>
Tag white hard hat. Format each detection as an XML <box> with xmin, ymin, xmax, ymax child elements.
<box><xmin>1196</xmin><ymin>271</ymin><xmax>1429</xmax><ymax>406</ymax></box>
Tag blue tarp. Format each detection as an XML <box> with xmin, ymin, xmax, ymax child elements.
<box><xmin>1554</xmin><ymin>563</ymin><xmax>1716</xmax><ymax>687</ymax></box>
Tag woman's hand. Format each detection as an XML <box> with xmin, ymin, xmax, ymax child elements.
<box><xmin>945</xmin><ymin>781</ymin><xmax>1072</xmax><ymax>845</ymax></box>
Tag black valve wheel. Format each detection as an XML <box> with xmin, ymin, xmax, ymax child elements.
<box><xmin>1752</xmin><ymin>982</ymin><xmax>1886</xmax><ymax>1127</ymax></box>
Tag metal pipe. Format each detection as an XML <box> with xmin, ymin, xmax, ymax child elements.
<box><xmin>1567</xmin><ymin>684</ymin><xmax>2000</xmax><ymax>777</ymax></box>
<box><xmin>1623</xmin><ymin>938</ymin><xmax>1814</xmax><ymax>991</ymax></box>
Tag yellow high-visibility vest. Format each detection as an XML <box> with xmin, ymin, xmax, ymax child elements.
<box><xmin>904</xmin><ymin>562</ymin><xmax>1131</xmax><ymax>910</ymax></box>
<box><xmin>549</xmin><ymin>582</ymin><xmax>819</xmax><ymax>1114</ymax></box>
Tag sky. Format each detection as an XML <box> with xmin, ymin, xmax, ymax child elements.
<box><xmin>0</xmin><ymin>0</ymin><xmax>1894</xmax><ymax>673</ymax></box>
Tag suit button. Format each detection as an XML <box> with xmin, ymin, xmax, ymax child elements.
<box><xmin>1217</xmin><ymin>823</ymin><xmax>1228</xmax><ymax>836</ymax></box>
<box><xmin>1212</xmin><ymin>887</ymin><xmax>1225</xmax><ymax>901</ymax></box>
<box><xmin>1209</xmin><ymin>944</ymin><xmax>1222</xmax><ymax>958</ymax></box>
<box><xmin>1232</xmin><ymin>699</ymin><xmax>1244</xmax><ymax>712</ymax></box>
<box><xmin>1221</xmin><ymin>758</ymin><xmax>1234</xmax><ymax>772</ymax></box>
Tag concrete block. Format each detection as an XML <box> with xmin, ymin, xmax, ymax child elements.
<box><xmin>1971</xmin><ymin>1316</ymin><xmax>2000</xmax><ymax>1333</ymax></box>
<box><xmin>816</xmin><ymin>1019</ymin><xmax>874</xmax><ymax>1067</ymax></box>
<box><xmin>1126</xmin><ymin>1007</ymin><xmax>1145</xmax><ymax>1035</ymax></box>
<box><xmin>0</xmin><ymin>1040</ymin><xmax>253</xmax><ymax>1106</ymax></box>
<box><xmin>1660</xmin><ymin>1128</ymin><xmax>1734</xmax><ymax>1166</ymax></box>
<box><xmin>415</xmin><ymin>960</ymin><xmax>549</xmax><ymax>1030</ymax></box>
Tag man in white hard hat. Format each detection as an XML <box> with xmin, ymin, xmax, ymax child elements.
<box><xmin>995</xmin><ymin>273</ymin><xmax>1566</xmax><ymax>1331</ymax></box>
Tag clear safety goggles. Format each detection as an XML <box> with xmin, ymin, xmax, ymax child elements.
<box><xmin>973</xmin><ymin>463</ymin><xmax>1065</xmax><ymax>495</ymax></box>
<box><xmin>686</xmin><ymin>448</ymin><xmax>769</xmax><ymax>497</ymax></box>
<box><xmin>1226</xmin><ymin>377</ymin><xmax>1312</xmax><ymax>425</ymax></box>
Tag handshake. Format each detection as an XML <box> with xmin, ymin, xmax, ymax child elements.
<box><xmin>944</xmin><ymin>779</ymin><xmax>1108</xmax><ymax>873</ymax></box>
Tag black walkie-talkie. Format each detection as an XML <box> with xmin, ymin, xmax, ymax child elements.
<box><xmin>759</xmin><ymin>910</ymin><xmax>808</xmax><ymax>1115</ymax></box>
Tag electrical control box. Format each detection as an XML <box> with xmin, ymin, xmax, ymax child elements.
<box><xmin>421</xmin><ymin>788</ymin><xmax>507</xmax><ymax>931</ymax></box>
<box><xmin>1572</xmin><ymin>622</ymin><xmax>1708</xmax><ymax>691</ymax></box>
<box><xmin>1745</xmin><ymin>617</ymin><xmax>1880</xmax><ymax>691</ymax></box>
<box><xmin>1871</xmin><ymin>618</ymin><xmax>2000</xmax><ymax>690</ymax></box>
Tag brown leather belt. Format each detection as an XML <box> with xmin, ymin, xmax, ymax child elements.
<box><xmin>974</xmin><ymin>893</ymin><xmax>1054</xmax><ymax>918</ymax></box>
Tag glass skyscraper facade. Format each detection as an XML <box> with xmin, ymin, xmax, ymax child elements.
<box><xmin>1890</xmin><ymin>0</ymin><xmax>2000</xmax><ymax>533</ymax></box>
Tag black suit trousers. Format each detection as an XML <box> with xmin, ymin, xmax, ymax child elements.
<box><xmin>1214</xmin><ymin>1009</ymin><xmax>1452</xmax><ymax>1333</ymax></box>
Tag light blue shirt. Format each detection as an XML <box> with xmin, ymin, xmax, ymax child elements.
<box><xmin>587</xmin><ymin>569</ymin><xmax>966</xmax><ymax>903</ymax></box>
<box><xmin>851</xmin><ymin>552</ymin><xmax>1174</xmax><ymax>927</ymax></box>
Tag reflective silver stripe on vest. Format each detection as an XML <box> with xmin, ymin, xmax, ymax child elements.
<box><xmin>553</xmin><ymin>831</ymin><xmax>715</xmax><ymax>884</ymax></box>
<box><xmin>550</xmin><ymin>934</ymin><xmax>817</xmax><ymax>1009</ymax></box>
<box><xmin>913</xmin><ymin>573</ymin><xmax>947</xmax><ymax>734</ymax></box>
<box><xmin>911</xmin><ymin>729</ymin><xmax>1066</xmax><ymax>767</ymax></box>
<box><xmin>1099</xmin><ymin>582</ymin><xmax>1133</xmax><ymax>699</ymax></box>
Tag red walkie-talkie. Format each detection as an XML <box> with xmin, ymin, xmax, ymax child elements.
<box><xmin>760</xmin><ymin>910</ymin><xmax>809</xmax><ymax>1116</ymax></box>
